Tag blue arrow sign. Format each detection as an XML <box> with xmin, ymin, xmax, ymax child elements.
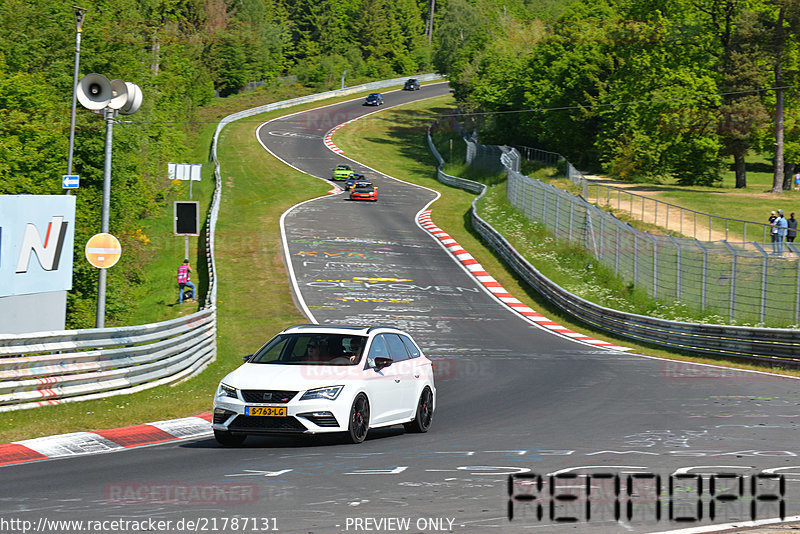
<box><xmin>62</xmin><ymin>175</ymin><xmax>79</xmax><ymax>189</ymax></box>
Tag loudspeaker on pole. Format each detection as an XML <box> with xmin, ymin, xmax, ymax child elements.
<box><xmin>120</xmin><ymin>82</ymin><xmax>142</xmax><ymax>115</ymax></box>
<box><xmin>76</xmin><ymin>73</ymin><xmax>112</xmax><ymax>110</ymax></box>
<box><xmin>108</xmin><ymin>79</ymin><xmax>128</xmax><ymax>110</ymax></box>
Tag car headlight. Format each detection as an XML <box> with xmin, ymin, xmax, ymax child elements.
<box><xmin>300</xmin><ymin>385</ymin><xmax>344</xmax><ymax>401</ymax></box>
<box><xmin>217</xmin><ymin>383</ymin><xmax>238</xmax><ymax>399</ymax></box>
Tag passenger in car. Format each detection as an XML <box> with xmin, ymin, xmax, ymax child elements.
<box><xmin>347</xmin><ymin>337</ymin><xmax>365</xmax><ymax>362</ymax></box>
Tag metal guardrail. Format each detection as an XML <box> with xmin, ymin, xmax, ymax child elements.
<box><xmin>0</xmin><ymin>309</ymin><xmax>216</xmax><ymax>411</ymax></box>
<box><xmin>0</xmin><ymin>75</ymin><xmax>445</xmax><ymax>412</ymax></box>
<box><xmin>428</xmin><ymin>124</ymin><xmax>800</xmax><ymax>362</ymax></box>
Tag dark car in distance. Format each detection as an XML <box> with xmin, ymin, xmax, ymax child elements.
<box><xmin>403</xmin><ymin>79</ymin><xmax>420</xmax><ymax>91</ymax></box>
<box><xmin>364</xmin><ymin>93</ymin><xmax>384</xmax><ymax>106</ymax></box>
<box><xmin>344</xmin><ymin>173</ymin><xmax>371</xmax><ymax>191</ymax></box>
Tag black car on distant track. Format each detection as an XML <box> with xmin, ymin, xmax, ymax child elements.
<box><xmin>364</xmin><ymin>93</ymin><xmax>384</xmax><ymax>106</ymax></box>
<box><xmin>344</xmin><ymin>173</ymin><xmax>371</xmax><ymax>191</ymax></box>
<box><xmin>403</xmin><ymin>79</ymin><xmax>420</xmax><ymax>91</ymax></box>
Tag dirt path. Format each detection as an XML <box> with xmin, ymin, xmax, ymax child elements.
<box><xmin>581</xmin><ymin>174</ymin><xmax>760</xmax><ymax>243</ymax></box>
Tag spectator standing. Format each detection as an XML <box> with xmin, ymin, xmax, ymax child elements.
<box><xmin>177</xmin><ymin>259</ymin><xmax>196</xmax><ymax>303</ymax></box>
<box><xmin>788</xmin><ymin>213</ymin><xmax>797</xmax><ymax>243</ymax></box>
<box><xmin>769</xmin><ymin>211</ymin><xmax>778</xmax><ymax>249</ymax></box>
<box><xmin>775</xmin><ymin>210</ymin><xmax>788</xmax><ymax>254</ymax></box>
<box><xmin>794</xmin><ymin>173</ymin><xmax>800</xmax><ymax>191</ymax></box>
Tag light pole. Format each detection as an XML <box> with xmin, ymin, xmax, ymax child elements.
<box><xmin>66</xmin><ymin>5</ymin><xmax>88</xmax><ymax>195</ymax></box>
<box><xmin>76</xmin><ymin>74</ymin><xmax>143</xmax><ymax>327</ymax></box>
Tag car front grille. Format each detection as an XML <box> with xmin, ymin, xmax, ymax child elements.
<box><xmin>228</xmin><ymin>415</ymin><xmax>307</xmax><ymax>432</ymax></box>
<box><xmin>241</xmin><ymin>390</ymin><xmax>297</xmax><ymax>403</ymax></box>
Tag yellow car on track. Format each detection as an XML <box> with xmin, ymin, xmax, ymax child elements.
<box><xmin>332</xmin><ymin>164</ymin><xmax>354</xmax><ymax>181</ymax></box>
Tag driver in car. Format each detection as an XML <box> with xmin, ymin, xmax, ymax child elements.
<box><xmin>305</xmin><ymin>339</ymin><xmax>329</xmax><ymax>362</ymax></box>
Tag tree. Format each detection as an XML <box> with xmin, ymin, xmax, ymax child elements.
<box><xmin>0</xmin><ymin>70</ymin><xmax>67</xmax><ymax>195</ymax></box>
<box><xmin>761</xmin><ymin>0</ymin><xmax>800</xmax><ymax>191</ymax></box>
<box><xmin>715</xmin><ymin>8</ymin><xmax>771</xmax><ymax>188</ymax></box>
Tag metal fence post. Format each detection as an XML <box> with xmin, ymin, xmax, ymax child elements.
<box><xmin>556</xmin><ymin>194</ymin><xmax>562</xmax><ymax>239</ymax></box>
<box><xmin>600</xmin><ymin>211</ymin><xmax>606</xmax><ymax>258</ymax></box>
<box><xmin>630</xmin><ymin>192</ymin><xmax>634</xmax><ymax>219</ymax></box>
<box><xmin>722</xmin><ymin>241</ymin><xmax>738</xmax><ymax>322</ymax></box>
<box><xmin>652</xmin><ymin>235</ymin><xmax>658</xmax><ymax>298</ymax></box>
<box><xmin>654</xmin><ymin>200</ymin><xmax>658</xmax><ymax>229</ymax></box>
<box><xmin>569</xmin><ymin>195</ymin><xmax>575</xmax><ymax>243</ymax></box>
<box><xmin>695</xmin><ymin>239</ymin><xmax>708</xmax><ymax>312</ymax></box>
<box><xmin>794</xmin><ymin>243</ymin><xmax>800</xmax><ymax>325</ymax></box>
<box><xmin>668</xmin><ymin>235</ymin><xmax>682</xmax><ymax>301</ymax></box>
<box><xmin>749</xmin><ymin>242</ymin><xmax>769</xmax><ymax>324</ymax></box>
<box><xmin>634</xmin><ymin>232</ymin><xmax>639</xmax><ymax>287</ymax></box>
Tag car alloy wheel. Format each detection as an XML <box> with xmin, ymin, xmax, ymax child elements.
<box><xmin>347</xmin><ymin>393</ymin><xmax>370</xmax><ymax>443</ymax></box>
<box><xmin>214</xmin><ymin>429</ymin><xmax>247</xmax><ymax>447</ymax></box>
<box><xmin>404</xmin><ymin>387</ymin><xmax>433</xmax><ymax>433</ymax></box>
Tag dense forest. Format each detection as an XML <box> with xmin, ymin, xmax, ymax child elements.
<box><xmin>434</xmin><ymin>0</ymin><xmax>800</xmax><ymax>189</ymax></box>
<box><xmin>1</xmin><ymin>0</ymin><xmax>798</xmax><ymax>327</ymax></box>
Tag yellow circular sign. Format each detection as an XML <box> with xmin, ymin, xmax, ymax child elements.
<box><xmin>85</xmin><ymin>233</ymin><xmax>122</xmax><ymax>268</ymax></box>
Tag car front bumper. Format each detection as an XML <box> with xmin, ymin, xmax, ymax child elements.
<box><xmin>212</xmin><ymin>397</ymin><xmax>351</xmax><ymax>435</ymax></box>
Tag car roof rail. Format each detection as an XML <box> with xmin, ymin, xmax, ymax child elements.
<box><xmin>366</xmin><ymin>325</ymin><xmax>398</xmax><ymax>334</ymax></box>
<box><xmin>283</xmin><ymin>324</ymin><xmax>320</xmax><ymax>331</ymax></box>
<box><xmin>285</xmin><ymin>324</ymin><xmax>372</xmax><ymax>332</ymax></box>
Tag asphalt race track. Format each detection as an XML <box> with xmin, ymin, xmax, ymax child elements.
<box><xmin>3</xmin><ymin>83</ymin><xmax>800</xmax><ymax>534</ymax></box>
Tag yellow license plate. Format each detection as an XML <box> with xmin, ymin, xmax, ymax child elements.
<box><xmin>245</xmin><ymin>406</ymin><xmax>287</xmax><ymax>416</ymax></box>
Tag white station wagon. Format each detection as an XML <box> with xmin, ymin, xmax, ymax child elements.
<box><xmin>212</xmin><ymin>325</ymin><xmax>436</xmax><ymax>445</ymax></box>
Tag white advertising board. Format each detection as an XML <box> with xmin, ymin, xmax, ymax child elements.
<box><xmin>168</xmin><ymin>163</ymin><xmax>202</xmax><ymax>181</ymax></box>
<box><xmin>0</xmin><ymin>195</ymin><xmax>76</xmax><ymax>298</ymax></box>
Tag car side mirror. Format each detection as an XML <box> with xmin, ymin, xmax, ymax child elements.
<box><xmin>243</xmin><ymin>354</ymin><xmax>253</xmax><ymax>362</ymax></box>
<box><xmin>373</xmin><ymin>357</ymin><xmax>393</xmax><ymax>370</ymax></box>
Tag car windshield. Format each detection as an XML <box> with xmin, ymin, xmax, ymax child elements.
<box><xmin>250</xmin><ymin>333</ymin><xmax>367</xmax><ymax>365</ymax></box>
<box><xmin>354</xmin><ymin>185</ymin><xmax>374</xmax><ymax>192</ymax></box>
<box><xmin>368</xmin><ymin>93</ymin><xmax>379</xmax><ymax>98</ymax></box>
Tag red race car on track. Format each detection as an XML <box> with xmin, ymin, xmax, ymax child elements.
<box><xmin>349</xmin><ymin>183</ymin><xmax>377</xmax><ymax>201</ymax></box>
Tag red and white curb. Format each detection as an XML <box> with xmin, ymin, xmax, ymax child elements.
<box><xmin>0</xmin><ymin>414</ymin><xmax>212</xmax><ymax>467</ymax></box>
<box><xmin>324</xmin><ymin>124</ymin><xmax>347</xmax><ymax>154</ymax></box>
<box><xmin>418</xmin><ymin>211</ymin><xmax>630</xmax><ymax>351</ymax></box>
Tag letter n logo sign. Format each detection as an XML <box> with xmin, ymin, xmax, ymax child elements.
<box><xmin>15</xmin><ymin>217</ymin><xmax>69</xmax><ymax>273</ymax></box>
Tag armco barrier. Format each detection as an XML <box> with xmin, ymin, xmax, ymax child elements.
<box><xmin>0</xmin><ymin>75</ymin><xmax>444</xmax><ymax>412</ymax></box>
<box><xmin>427</xmin><ymin>124</ymin><xmax>800</xmax><ymax>362</ymax></box>
<box><xmin>0</xmin><ymin>309</ymin><xmax>216</xmax><ymax>411</ymax></box>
